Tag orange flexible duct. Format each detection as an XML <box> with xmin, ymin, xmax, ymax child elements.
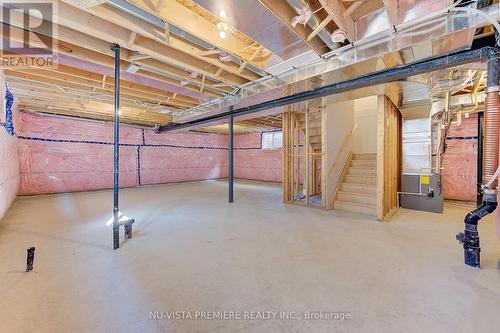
<box><xmin>485</xmin><ymin>56</ymin><xmax>500</xmax><ymax>240</ymax></box>
<box><xmin>483</xmin><ymin>55</ymin><xmax>500</xmax><ymax>190</ymax></box>
<box><xmin>483</xmin><ymin>87</ymin><xmax>500</xmax><ymax>188</ymax></box>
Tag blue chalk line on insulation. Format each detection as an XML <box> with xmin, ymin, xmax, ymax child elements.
<box><xmin>3</xmin><ymin>88</ymin><xmax>274</xmax><ymax>186</ymax></box>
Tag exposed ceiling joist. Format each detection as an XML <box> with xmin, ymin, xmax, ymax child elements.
<box><xmin>0</xmin><ymin>21</ymin><xmax>229</xmax><ymax>97</ymax></box>
<box><xmin>318</xmin><ymin>0</ymin><xmax>356</xmax><ymax>42</ymax></box>
<box><xmin>71</xmin><ymin>3</ymin><xmax>261</xmax><ymax>81</ymax></box>
<box><xmin>38</xmin><ymin>64</ymin><xmax>199</xmax><ymax>105</ymax></box>
<box><xmin>258</xmin><ymin>0</ymin><xmax>329</xmax><ymax>55</ymax></box>
<box><xmin>382</xmin><ymin>0</ymin><xmax>398</xmax><ymax>26</ymax></box>
<box><xmin>344</xmin><ymin>0</ymin><xmax>366</xmax><ymax>18</ymax></box>
<box><xmin>128</xmin><ymin>0</ymin><xmax>272</xmax><ymax>69</ymax></box>
<box><xmin>307</xmin><ymin>14</ymin><xmax>332</xmax><ymax>42</ymax></box>
<box><xmin>5</xmin><ymin>2</ymin><xmax>250</xmax><ymax>90</ymax></box>
<box><xmin>5</xmin><ymin>70</ymin><xmax>192</xmax><ymax>109</ymax></box>
<box><xmin>49</xmin><ymin>3</ymin><xmax>250</xmax><ymax>86</ymax></box>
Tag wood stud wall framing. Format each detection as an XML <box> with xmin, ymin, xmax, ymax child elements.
<box><xmin>376</xmin><ymin>95</ymin><xmax>402</xmax><ymax>221</ymax></box>
<box><xmin>282</xmin><ymin>83</ymin><xmax>325</xmax><ymax>206</ymax></box>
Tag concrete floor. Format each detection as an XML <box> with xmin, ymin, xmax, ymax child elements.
<box><xmin>1</xmin><ymin>180</ymin><xmax>499</xmax><ymax>333</ymax></box>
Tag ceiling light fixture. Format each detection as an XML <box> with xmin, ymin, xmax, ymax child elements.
<box><xmin>216</xmin><ymin>22</ymin><xmax>229</xmax><ymax>39</ymax></box>
<box><xmin>216</xmin><ymin>9</ymin><xmax>230</xmax><ymax>40</ymax></box>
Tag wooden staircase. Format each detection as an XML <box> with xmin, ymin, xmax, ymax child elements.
<box><xmin>333</xmin><ymin>153</ymin><xmax>377</xmax><ymax>216</ymax></box>
<box><xmin>295</xmin><ymin>105</ymin><xmax>322</xmax><ymax>152</ymax></box>
<box><xmin>292</xmin><ymin>99</ymin><xmax>324</xmax><ymax>199</ymax></box>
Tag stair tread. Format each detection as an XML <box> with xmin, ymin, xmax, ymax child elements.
<box><xmin>348</xmin><ymin>169</ymin><xmax>376</xmax><ymax>174</ymax></box>
<box><xmin>345</xmin><ymin>175</ymin><xmax>376</xmax><ymax>179</ymax></box>
<box><xmin>334</xmin><ymin>200</ymin><xmax>377</xmax><ymax>209</ymax></box>
<box><xmin>342</xmin><ymin>184</ymin><xmax>376</xmax><ymax>188</ymax></box>
<box><xmin>353</xmin><ymin>153</ymin><xmax>377</xmax><ymax>160</ymax></box>
<box><xmin>337</xmin><ymin>191</ymin><xmax>376</xmax><ymax>198</ymax></box>
<box><xmin>348</xmin><ymin>166</ymin><xmax>376</xmax><ymax>170</ymax></box>
<box><xmin>351</xmin><ymin>161</ymin><xmax>376</xmax><ymax>166</ymax></box>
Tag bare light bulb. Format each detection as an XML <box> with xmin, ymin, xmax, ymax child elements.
<box><xmin>219</xmin><ymin>9</ymin><xmax>226</xmax><ymax>19</ymax></box>
<box><xmin>219</xmin><ymin>30</ymin><xmax>226</xmax><ymax>39</ymax></box>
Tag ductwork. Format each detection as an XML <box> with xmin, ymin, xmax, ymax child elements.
<box><xmin>173</xmin><ymin>2</ymin><xmax>488</xmax><ymax>122</ymax></box>
<box><xmin>457</xmin><ymin>49</ymin><xmax>500</xmax><ymax>268</ymax></box>
<box><xmin>158</xmin><ymin>47</ymin><xmax>498</xmax><ymax>133</ymax></box>
<box><xmin>483</xmin><ymin>56</ymin><xmax>500</xmax><ymax>185</ymax></box>
<box><xmin>286</xmin><ymin>0</ymin><xmax>340</xmax><ymax>51</ymax></box>
<box><xmin>191</xmin><ymin>0</ymin><xmax>317</xmax><ymax>66</ymax></box>
<box><xmin>108</xmin><ymin>0</ymin><xmax>268</xmax><ymax>76</ymax></box>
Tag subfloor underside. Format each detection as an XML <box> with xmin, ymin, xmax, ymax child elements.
<box><xmin>0</xmin><ymin>180</ymin><xmax>499</xmax><ymax>333</ymax></box>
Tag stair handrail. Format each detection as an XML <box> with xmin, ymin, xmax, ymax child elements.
<box><xmin>328</xmin><ymin>122</ymin><xmax>358</xmax><ymax>209</ymax></box>
<box><xmin>327</xmin><ymin>122</ymin><xmax>359</xmax><ymax>177</ymax></box>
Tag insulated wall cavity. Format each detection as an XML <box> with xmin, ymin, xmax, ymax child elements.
<box><xmin>441</xmin><ymin>112</ymin><xmax>478</xmax><ymax>201</ymax></box>
<box><xmin>17</xmin><ymin>112</ymin><xmax>140</xmax><ymax>195</ymax></box>
<box><xmin>16</xmin><ymin>111</ymin><xmax>228</xmax><ymax>195</ymax></box>
<box><xmin>234</xmin><ymin>132</ymin><xmax>282</xmax><ymax>183</ymax></box>
<box><xmin>140</xmin><ymin>131</ymin><xmax>228</xmax><ymax>184</ymax></box>
<box><xmin>0</xmin><ymin>71</ymin><xmax>19</xmax><ymax>220</ymax></box>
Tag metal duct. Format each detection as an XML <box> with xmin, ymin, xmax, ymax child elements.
<box><xmin>483</xmin><ymin>55</ymin><xmax>500</xmax><ymax>186</ymax></box>
<box><xmin>173</xmin><ymin>6</ymin><xmax>481</xmax><ymax>123</ymax></box>
<box><xmin>192</xmin><ymin>0</ymin><xmax>315</xmax><ymax>66</ymax></box>
<box><xmin>158</xmin><ymin>47</ymin><xmax>499</xmax><ymax>132</ymax></box>
<box><xmin>286</xmin><ymin>0</ymin><xmax>339</xmax><ymax>51</ymax></box>
<box><xmin>428</xmin><ymin>69</ymin><xmax>478</xmax><ymax>98</ymax></box>
<box><xmin>355</xmin><ymin>7</ymin><xmax>391</xmax><ymax>41</ymax></box>
<box><xmin>398</xmin><ymin>0</ymin><xmax>448</xmax><ymax>25</ymax></box>
<box><xmin>108</xmin><ymin>0</ymin><xmax>268</xmax><ymax>75</ymax></box>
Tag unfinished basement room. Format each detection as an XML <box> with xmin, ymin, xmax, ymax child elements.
<box><xmin>1</xmin><ymin>0</ymin><xmax>500</xmax><ymax>332</ymax></box>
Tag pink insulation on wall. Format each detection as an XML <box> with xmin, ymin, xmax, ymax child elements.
<box><xmin>141</xmin><ymin>129</ymin><xmax>227</xmax><ymax>184</ymax></box>
<box><xmin>18</xmin><ymin>142</ymin><xmax>138</xmax><ymax>195</ymax></box>
<box><xmin>8</xmin><ymin>102</ymin><xmax>283</xmax><ymax>197</ymax></box>
<box><xmin>234</xmin><ymin>132</ymin><xmax>282</xmax><ymax>183</ymax></box>
<box><xmin>0</xmin><ymin>78</ymin><xmax>19</xmax><ymax>219</ymax></box>
<box><xmin>16</xmin><ymin>112</ymin><xmax>140</xmax><ymax>194</ymax></box>
<box><xmin>15</xmin><ymin>111</ymin><xmax>228</xmax><ymax>195</ymax></box>
<box><xmin>441</xmin><ymin>113</ymin><xmax>478</xmax><ymax>201</ymax></box>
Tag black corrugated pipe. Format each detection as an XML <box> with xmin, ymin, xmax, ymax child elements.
<box><xmin>457</xmin><ymin>189</ymin><xmax>497</xmax><ymax>267</ymax></box>
<box><xmin>457</xmin><ymin>49</ymin><xmax>500</xmax><ymax>268</ymax></box>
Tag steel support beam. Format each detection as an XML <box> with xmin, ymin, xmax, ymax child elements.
<box><xmin>158</xmin><ymin>47</ymin><xmax>500</xmax><ymax>133</ymax></box>
<box><xmin>228</xmin><ymin>110</ymin><xmax>234</xmax><ymax>203</ymax></box>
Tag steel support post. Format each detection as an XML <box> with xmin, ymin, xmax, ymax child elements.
<box><xmin>112</xmin><ymin>43</ymin><xmax>120</xmax><ymax>250</ymax></box>
<box><xmin>228</xmin><ymin>111</ymin><xmax>234</xmax><ymax>203</ymax></box>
